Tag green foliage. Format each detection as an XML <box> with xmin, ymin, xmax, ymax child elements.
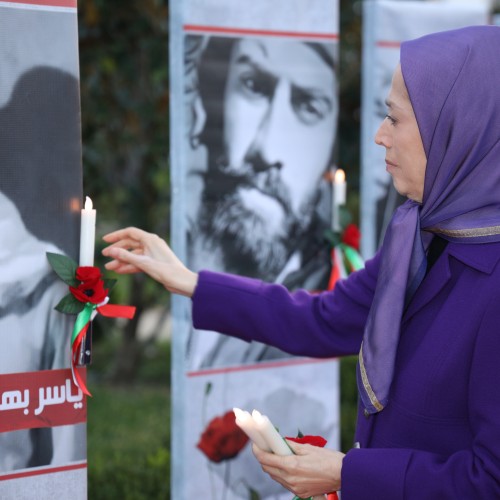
<box><xmin>78</xmin><ymin>0</ymin><xmax>171</xmax><ymax>381</ymax></box>
<box><xmin>46</xmin><ymin>252</ymin><xmax>79</xmax><ymax>287</ymax></box>
<box><xmin>78</xmin><ymin>0</ymin><xmax>170</xmax><ymax>283</ymax></box>
<box><xmin>87</xmin><ymin>338</ymin><xmax>170</xmax><ymax>498</ymax></box>
<box><xmin>338</xmin><ymin>0</ymin><xmax>362</xmax><ymax>221</ymax></box>
<box><xmin>340</xmin><ymin>356</ymin><xmax>359</xmax><ymax>451</ymax></box>
<box><xmin>54</xmin><ymin>293</ymin><xmax>85</xmax><ymax>315</ymax></box>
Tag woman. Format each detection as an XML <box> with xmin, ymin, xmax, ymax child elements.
<box><xmin>102</xmin><ymin>26</ymin><xmax>500</xmax><ymax>498</ymax></box>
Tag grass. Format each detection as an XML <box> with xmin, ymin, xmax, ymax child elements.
<box><xmin>87</xmin><ymin>338</ymin><xmax>171</xmax><ymax>500</ymax></box>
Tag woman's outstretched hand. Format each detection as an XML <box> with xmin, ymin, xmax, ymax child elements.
<box><xmin>102</xmin><ymin>227</ymin><xmax>198</xmax><ymax>297</ymax></box>
<box><xmin>252</xmin><ymin>441</ymin><xmax>344</xmax><ymax>499</ymax></box>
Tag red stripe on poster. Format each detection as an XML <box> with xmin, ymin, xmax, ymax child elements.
<box><xmin>0</xmin><ymin>368</ymin><xmax>86</xmax><ymax>433</ymax></box>
<box><xmin>187</xmin><ymin>357</ymin><xmax>337</xmax><ymax>377</ymax></box>
<box><xmin>376</xmin><ymin>40</ymin><xmax>401</xmax><ymax>48</ymax></box>
<box><xmin>183</xmin><ymin>24</ymin><xmax>338</xmax><ymax>41</ymax></box>
<box><xmin>0</xmin><ymin>0</ymin><xmax>77</xmax><ymax>7</ymax></box>
<box><xmin>0</xmin><ymin>462</ymin><xmax>87</xmax><ymax>481</ymax></box>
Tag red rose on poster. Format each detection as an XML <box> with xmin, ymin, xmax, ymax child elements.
<box><xmin>197</xmin><ymin>410</ymin><xmax>249</xmax><ymax>463</ymax></box>
<box><xmin>70</xmin><ymin>266</ymin><xmax>108</xmax><ymax>304</ymax></box>
<box><xmin>342</xmin><ymin>224</ymin><xmax>361</xmax><ymax>251</ymax></box>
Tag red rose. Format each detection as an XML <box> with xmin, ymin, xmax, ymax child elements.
<box><xmin>341</xmin><ymin>223</ymin><xmax>361</xmax><ymax>251</ymax></box>
<box><xmin>197</xmin><ymin>410</ymin><xmax>249</xmax><ymax>463</ymax></box>
<box><xmin>76</xmin><ymin>266</ymin><xmax>102</xmax><ymax>285</ymax></box>
<box><xmin>285</xmin><ymin>435</ymin><xmax>327</xmax><ymax>448</ymax></box>
<box><xmin>70</xmin><ymin>266</ymin><xmax>108</xmax><ymax>304</ymax></box>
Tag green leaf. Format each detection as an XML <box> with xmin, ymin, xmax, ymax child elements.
<box><xmin>323</xmin><ymin>228</ymin><xmax>340</xmax><ymax>247</ymax></box>
<box><xmin>104</xmin><ymin>278</ymin><xmax>117</xmax><ymax>291</ymax></box>
<box><xmin>55</xmin><ymin>294</ymin><xmax>85</xmax><ymax>315</ymax></box>
<box><xmin>204</xmin><ymin>382</ymin><xmax>212</xmax><ymax>396</ymax></box>
<box><xmin>297</xmin><ymin>429</ymin><xmax>304</xmax><ymax>438</ymax></box>
<box><xmin>248</xmin><ymin>487</ymin><xmax>260</xmax><ymax>500</ymax></box>
<box><xmin>46</xmin><ymin>252</ymin><xmax>79</xmax><ymax>286</ymax></box>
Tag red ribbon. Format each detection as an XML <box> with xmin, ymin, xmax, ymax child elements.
<box><xmin>98</xmin><ymin>303</ymin><xmax>136</xmax><ymax>320</ymax></box>
<box><xmin>327</xmin><ymin>248</ymin><xmax>341</xmax><ymax>291</ymax></box>
<box><xmin>71</xmin><ymin>303</ymin><xmax>136</xmax><ymax>397</ymax></box>
<box><xmin>72</xmin><ymin>321</ymin><xmax>91</xmax><ymax>396</ymax></box>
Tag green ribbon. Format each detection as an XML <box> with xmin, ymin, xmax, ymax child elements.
<box><xmin>71</xmin><ymin>302</ymin><xmax>96</xmax><ymax>345</ymax></box>
<box><xmin>339</xmin><ymin>243</ymin><xmax>364</xmax><ymax>272</ymax></box>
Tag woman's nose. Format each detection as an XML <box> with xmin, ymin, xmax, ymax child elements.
<box><xmin>375</xmin><ymin>119</ymin><xmax>390</xmax><ymax>148</ymax></box>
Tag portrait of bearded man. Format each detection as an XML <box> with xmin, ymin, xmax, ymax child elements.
<box><xmin>183</xmin><ymin>35</ymin><xmax>338</xmax><ymax>368</ymax></box>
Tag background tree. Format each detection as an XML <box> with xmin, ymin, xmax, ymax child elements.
<box><xmin>78</xmin><ymin>0</ymin><xmax>170</xmax><ymax>382</ymax></box>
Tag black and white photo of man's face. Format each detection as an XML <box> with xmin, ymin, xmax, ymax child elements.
<box><xmin>198</xmin><ymin>37</ymin><xmax>337</xmax><ymax>279</ymax></box>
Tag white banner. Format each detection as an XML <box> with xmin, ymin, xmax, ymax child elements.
<box><xmin>170</xmin><ymin>1</ymin><xmax>340</xmax><ymax>498</ymax></box>
<box><xmin>0</xmin><ymin>1</ymin><xmax>86</xmax><ymax>498</ymax></box>
<box><xmin>360</xmin><ymin>0</ymin><xmax>490</xmax><ymax>258</ymax></box>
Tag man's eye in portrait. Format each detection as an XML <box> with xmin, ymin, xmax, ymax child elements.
<box><xmin>292</xmin><ymin>87</ymin><xmax>332</xmax><ymax>125</ymax></box>
<box><xmin>238</xmin><ymin>69</ymin><xmax>275</xmax><ymax>100</ymax></box>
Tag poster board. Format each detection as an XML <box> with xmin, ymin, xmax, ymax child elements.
<box><xmin>0</xmin><ymin>1</ymin><xmax>86</xmax><ymax>498</ymax></box>
<box><xmin>170</xmin><ymin>1</ymin><xmax>340</xmax><ymax>497</ymax></box>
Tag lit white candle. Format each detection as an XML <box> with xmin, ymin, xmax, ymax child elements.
<box><xmin>252</xmin><ymin>410</ymin><xmax>292</xmax><ymax>456</ymax></box>
<box><xmin>79</xmin><ymin>196</ymin><xmax>96</xmax><ymax>266</ymax></box>
<box><xmin>249</xmin><ymin>409</ymin><xmax>327</xmax><ymax>500</ymax></box>
<box><xmin>332</xmin><ymin>168</ymin><xmax>347</xmax><ymax>232</ymax></box>
<box><xmin>233</xmin><ymin>408</ymin><xmax>271</xmax><ymax>451</ymax></box>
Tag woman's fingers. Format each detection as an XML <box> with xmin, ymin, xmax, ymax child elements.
<box><xmin>102</xmin><ymin>226</ymin><xmax>148</xmax><ymax>243</ymax></box>
<box><xmin>104</xmin><ymin>261</ymin><xmax>140</xmax><ymax>274</ymax></box>
<box><xmin>102</xmin><ymin>238</ymin><xmax>142</xmax><ymax>255</ymax></box>
<box><xmin>104</xmin><ymin>247</ymin><xmax>143</xmax><ymax>267</ymax></box>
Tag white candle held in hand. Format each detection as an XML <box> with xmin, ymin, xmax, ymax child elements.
<box><xmin>252</xmin><ymin>410</ymin><xmax>292</xmax><ymax>456</ymax></box>
<box><xmin>79</xmin><ymin>196</ymin><xmax>96</xmax><ymax>266</ymax></box>
<box><xmin>233</xmin><ymin>408</ymin><xmax>271</xmax><ymax>451</ymax></box>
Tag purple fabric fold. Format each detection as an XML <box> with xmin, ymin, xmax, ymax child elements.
<box><xmin>358</xmin><ymin>25</ymin><xmax>500</xmax><ymax>414</ymax></box>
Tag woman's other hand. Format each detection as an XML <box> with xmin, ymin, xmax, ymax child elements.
<box><xmin>252</xmin><ymin>441</ymin><xmax>344</xmax><ymax>498</ymax></box>
<box><xmin>102</xmin><ymin>227</ymin><xmax>198</xmax><ymax>297</ymax></box>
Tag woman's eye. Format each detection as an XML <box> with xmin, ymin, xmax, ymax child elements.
<box><xmin>385</xmin><ymin>114</ymin><xmax>396</xmax><ymax>125</ymax></box>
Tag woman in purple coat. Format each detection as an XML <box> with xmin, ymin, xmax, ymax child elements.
<box><xmin>103</xmin><ymin>26</ymin><xmax>500</xmax><ymax>499</ymax></box>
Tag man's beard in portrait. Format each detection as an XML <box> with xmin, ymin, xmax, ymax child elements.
<box><xmin>196</xmin><ymin>157</ymin><xmax>318</xmax><ymax>280</ymax></box>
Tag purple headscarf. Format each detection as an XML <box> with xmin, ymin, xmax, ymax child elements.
<box><xmin>358</xmin><ymin>25</ymin><xmax>500</xmax><ymax>414</ymax></box>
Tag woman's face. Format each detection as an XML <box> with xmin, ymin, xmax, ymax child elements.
<box><xmin>375</xmin><ymin>65</ymin><xmax>427</xmax><ymax>203</ymax></box>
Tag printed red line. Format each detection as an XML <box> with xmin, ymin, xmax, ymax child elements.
<box><xmin>1</xmin><ymin>0</ymin><xmax>77</xmax><ymax>7</ymax></box>
<box><xmin>376</xmin><ymin>40</ymin><xmax>401</xmax><ymax>48</ymax></box>
<box><xmin>187</xmin><ymin>357</ymin><xmax>337</xmax><ymax>377</ymax></box>
<box><xmin>183</xmin><ymin>24</ymin><xmax>338</xmax><ymax>41</ymax></box>
<box><xmin>0</xmin><ymin>462</ymin><xmax>87</xmax><ymax>482</ymax></box>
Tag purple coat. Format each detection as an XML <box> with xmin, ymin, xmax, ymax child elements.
<box><xmin>192</xmin><ymin>240</ymin><xmax>500</xmax><ymax>498</ymax></box>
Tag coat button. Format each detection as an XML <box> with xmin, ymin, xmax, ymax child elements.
<box><xmin>363</xmin><ymin>408</ymin><xmax>370</xmax><ymax>419</ymax></box>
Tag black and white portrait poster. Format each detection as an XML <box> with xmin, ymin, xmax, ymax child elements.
<box><xmin>170</xmin><ymin>0</ymin><xmax>340</xmax><ymax>497</ymax></box>
<box><xmin>0</xmin><ymin>1</ymin><xmax>86</xmax><ymax>498</ymax></box>
<box><xmin>360</xmin><ymin>0</ymin><xmax>490</xmax><ymax>258</ymax></box>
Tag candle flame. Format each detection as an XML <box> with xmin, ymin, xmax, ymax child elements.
<box><xmin>84</xmin><ymin>196</ymin><xmax>93</xmax><ymax>210</ymax></box>
<box><xmin>69</xmin><ymin>197</ymin><xmax>80</xmax><ymax>212</ymax></box>
<box><xmin>334</xmin><ymin>169</ymin><xmax>346</xmax><ymax>184</ymax></box>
